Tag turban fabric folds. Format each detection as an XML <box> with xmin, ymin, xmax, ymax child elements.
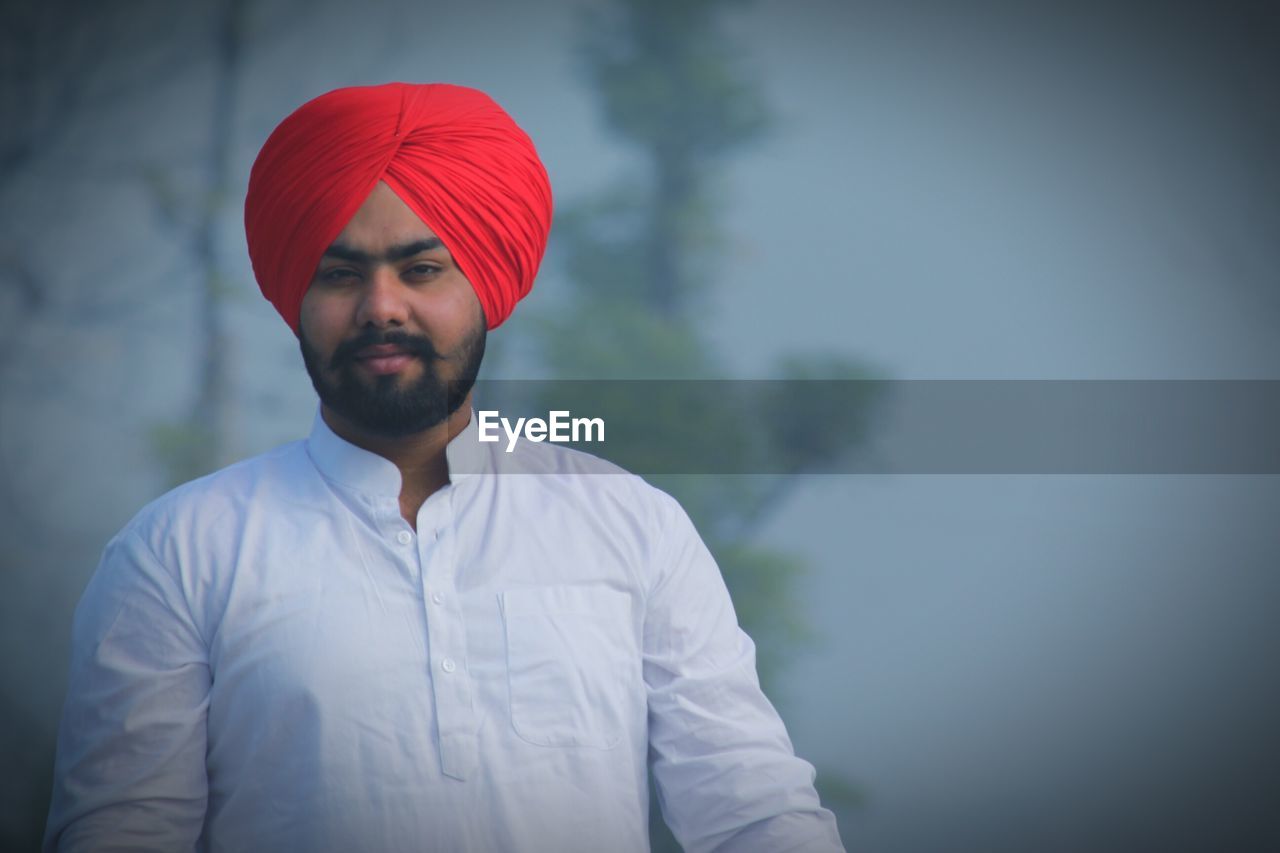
<box><xmin>245</xmin><ymin>83</ymin><xmax>553</xmax><ymax>332</ymax></box>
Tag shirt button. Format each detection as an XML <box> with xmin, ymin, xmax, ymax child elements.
<box><xmin>396</xmin><ymin>530</ymin><xmax>413</xmax><ymax>545</ymax></box>
<box><xmin>431</xmin><ymin>592</ymin><xmax>444</xmax><ymax>605</ymax></box>
<box><xmin>440</xmin><ymin>658</ymin><xmax>456</xmax><ymax>673</ymax></box>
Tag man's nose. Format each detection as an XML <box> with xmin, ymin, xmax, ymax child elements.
<box><xmin>354</xmin><ymin>267</ymin><xmax>410</xmax><ymax>328</ymax></box>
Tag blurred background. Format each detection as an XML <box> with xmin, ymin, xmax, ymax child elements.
<box><xmin>3</xmin><ymin>1</ymin><xmax>1279</xmax><ymax>851</ymax></box>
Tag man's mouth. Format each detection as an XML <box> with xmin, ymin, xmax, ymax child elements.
<box><xmin>353</xmin><ymin>344</ymin><xmax>417</xmax><ymax>375</ymax></box>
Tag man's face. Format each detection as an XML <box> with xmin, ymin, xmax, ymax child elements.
<box><xmin>298</xmin><ymin>181</ymin><xmax>486</xmax><ymax>438</ymax></box>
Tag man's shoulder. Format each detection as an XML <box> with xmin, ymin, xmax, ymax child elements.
<box><xmin>496</xmin><ymin>433</ymin><xmax>667</xmax><ymax>496</ymax></box>
<box><xmin>119</xmin><ymin>439</ymin><xmax>312</xmax><ymax>548</ymax></box>
<box><xmin>495</xmin><ymin>430</ymin><xmax>627</xmax><ymax>476</ymax></box>
<box><xmin>490</xmin><ymin>434</ymin><xmax>686</xmax><ymax>530</ymax></box>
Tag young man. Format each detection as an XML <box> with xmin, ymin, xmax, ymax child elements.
<box><xmin>44</xmin><ymin>83</ymin><xmax>844</xmax><ymax>853</ymax></box>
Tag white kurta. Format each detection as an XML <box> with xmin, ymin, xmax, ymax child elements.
<box><xmin>45</xmin><ymin>410</ymin><xmax>843</xmax><ymax>853</ymax></box>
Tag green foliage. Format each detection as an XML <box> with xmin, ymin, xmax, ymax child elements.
<box><xmin>579</xmin><ymin>0</ymin><xmax>772</xmax><ymax>165</ymax></box>
<box><xmin>569</xmin><ymin>0</ymin><xmax>774</xmax><ymax>319</ymax></box>
<box><xmin>533</xmin><ymin>0</ymin><xmax>881</xmax><ymax>845</ymax></box>
<box><xmin>149</xmin><ymin>419</ymin><xmax>220</xmax><ymax>490</ymax></box>
<box><xmin>711</xmin><ymin>539</ymin><xmax>814</xmax><ymax>689</ymax></box>
<box><xmin>814</xmin><ymin>770</ymin><xmax>869</xmax><ymax>814</ymax></box>
<box><xmin>758</xmin><ymin>355</ymin><xmax>887</xmax><ymax>475</ymax></box>
<box><xmin>544</xmin><ymin>0</ymin><xmax>888</xmax><ymax>682</ymax></box>
<box><xmin>551</xmin><ymin>185</ymin><xmax>725</xmax><ymax>316</ymax></box>
<box><xmin>531</xmin><ymin>294</ymin><xmax>716</xmax><ymax>379</ymax></box>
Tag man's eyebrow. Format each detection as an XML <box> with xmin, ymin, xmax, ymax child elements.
<box><xmin>321</xmin><ymin>238</ymin><xmax>445</xmax><ymax>264</ymax></box>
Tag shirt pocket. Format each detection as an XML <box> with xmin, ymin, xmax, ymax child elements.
<box><xmin>500</xmin><ymin>585</ymin><xmax>636</xmax><ymax>749</ymax></box>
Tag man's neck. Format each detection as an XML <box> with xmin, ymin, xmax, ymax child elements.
<box><xmin>320</xmin><ymin>393</ymin><xmax>473</xmax><ymax>529</ymax></box>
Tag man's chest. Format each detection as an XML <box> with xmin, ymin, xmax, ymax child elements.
<box><xmin>199</xmin><ymin>513</ymin><xmax>647</xmax><ymax>767</ymax></box>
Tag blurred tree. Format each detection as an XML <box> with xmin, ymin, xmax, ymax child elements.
<box><xmin>0</xmin><ymin>0</ymin><xmax>255</xmax><ymax>490</ymax></box>
<box><xmin>522</xmin><ymin>0</ymin><xmax>882</xmax><ymax>845</ymax></box>
<box><xmin>0</xmin><ymin>0</ymin><xmax>100</xmax><ymax>195</ymax></box>
<box><xmin>148</xmin><ymin>0</ymin><xmax>249</xmax><ymax>486</ymax></box>
<box><xmin>0</xmin><ymin>2</ymin><xmax>254</xmax><ymax>847</ymax></box>
<box><xmin>0</xmin><ymin>0</ymin><xmax>104</xmax><ymax>533</ymax></box>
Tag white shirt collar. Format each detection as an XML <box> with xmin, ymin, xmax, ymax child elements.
<box><xmin>305</xmin><ymin>406</ymin><xmax>489</xmax><ymax>498</ymax></box>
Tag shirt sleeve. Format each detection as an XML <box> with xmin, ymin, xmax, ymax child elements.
<box><xmin>43</xmin><ymin>528</ymin><xmax>211</xmax><ymax>853</ymax></box>
<box><xmin>643</xmin><ymin>494</ymin><xmax>846</xmax><ymax>853</ymax></box>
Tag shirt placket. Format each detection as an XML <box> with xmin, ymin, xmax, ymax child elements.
<box><xmin>416</xmin><ymin>488</ymin><xmax>478</xmax><ymax>781</ymax></box>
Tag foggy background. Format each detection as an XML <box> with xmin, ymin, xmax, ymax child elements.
<box><xmin>3</xmin><ymin>1</ymin><xmax>1278</xmax><ymax>851</ymax></box>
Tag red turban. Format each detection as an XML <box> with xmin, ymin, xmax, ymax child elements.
<box><xmin>245</xmin><ymin>82</ymin><xmax>553</xmax><ymax>332</ymax></box>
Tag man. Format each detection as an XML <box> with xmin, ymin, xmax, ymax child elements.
<box><xmin>45</xmin><ymin>83</ymin><xmax>844</xmax><ymax>853</ymax></box>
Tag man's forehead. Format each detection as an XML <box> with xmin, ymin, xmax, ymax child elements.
<box><xmin>340</xmin><ymin>182</ymin><xmax>434</xmax><ymax>230</ymax></box>
<box><xmin>325</xmin><ymin>182</ymin><xmax>451</xmax><ymax>258</ymax></box>
<box><xmin>320</xmin><ymin>236</ymin><xmax>448</xmax><ymax>264</ymax></box>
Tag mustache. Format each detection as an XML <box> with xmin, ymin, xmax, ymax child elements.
<box><xmin>329</xmin><ymin>329</ymin><xmax>441</xmax><ymax>370</ymax></box>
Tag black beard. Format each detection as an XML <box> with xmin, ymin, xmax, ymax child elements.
<box><xmin>299</xmin><ymin>324</ymin><xmax>485</xmax><ymax>438</ymax></box>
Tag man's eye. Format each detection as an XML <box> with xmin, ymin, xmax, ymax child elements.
<box><xmin>408</xmin><ymin>264</ymin><xmax>442</xmax><ymax>277</ymax></box>
<box><xmin>320</xmin><ymin>268</ymin><xmax>357</xmax><ymax>282</ymax></box>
